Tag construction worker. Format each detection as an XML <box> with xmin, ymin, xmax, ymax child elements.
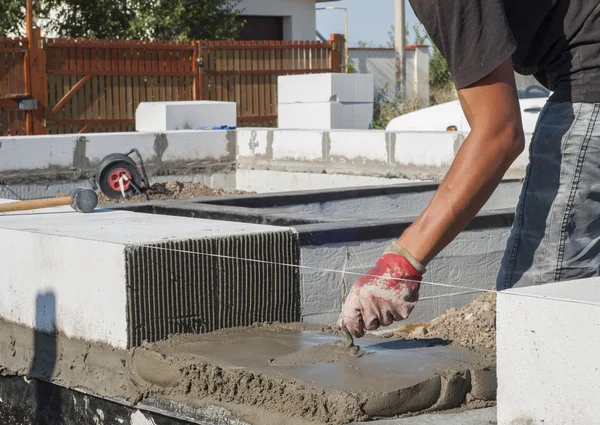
<box><xmin>340</xmin><ymin>1</ymin><xmax>600</xmax><ymax>337</ymax></box>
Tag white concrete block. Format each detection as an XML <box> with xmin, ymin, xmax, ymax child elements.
<box><xmin>497</xmin><ymin>278</ymin><xmax>600</xmax><ymax>425</ymax></box>
<box><xmin>278</xmin><ymin>102</ymin><xmax>373</xmax><ymax>130</ymax></box>
<box><xmin>0</xmin><ymin>204</ymin><xmax>285</xmax><ymax>349</ymax></box>
<box><xmin>271</xmin><ymin>130</ymin><xmax>323</xmax><ymax>161</ymax></box>
<box><xmin>0</xmin><ymin>130</ymin><xmax>233</xmax><ymax>173</ymax></box>
<box><xmin>329</xmin><ymin>131</ymin><xmax>387</xmax><ymax>163</ymax></box>
<box><xmin>278</xmin><ymin>73</ymin><xmax>374</xmax><ymax>104</ymax></box>
<box><xmin>135</xmin><ymin>101</ymin><xmax>236</xmax><ymax>132</ymax></box>
<box><xmin>394</xmin><ymin>131</ymin><xmax>458</xmax><ymax>168</ymax></box>
<box><xmin>236</xmin><ymin>128</ymin><xmax>270</xmax><ymax>158</ymax></box>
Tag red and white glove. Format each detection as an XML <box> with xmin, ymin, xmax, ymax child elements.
<box><xmin>337</xmin><ymin>242</ymin><xmax>425</xmax><ymax>338</ymax></box>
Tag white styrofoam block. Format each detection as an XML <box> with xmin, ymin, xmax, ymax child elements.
<box><xmin>271</xmin><ymin>130</ymin><xmax>322</xmax><ymax>161</ymax></box>
<box><xmin>328</xmin><ymin>131</ymin><xmax>387</xmax><ymax>163</ymax></box>
<box><xmin>278</xmin><ymin>73</ymin><xmax>374</xmax><ymax>104</ymax></box>
<box><xmin>497</xmin><ymin>278</ymin><xmax>600</xmax><ymax>425</ymax></box>
<box><xmin>0</xmin><ymin>204</ymin><xmax>283</xmax><ymax>348</ymax></box>
<box><xmin>136</xmin><ymin>101</ymin><xmax>236</xmax><ymax>132</ymax></box>
<box><xmin>278</xmin><ymin>102</ymin><xmax>373</xmax><ymax>130</ymax></box>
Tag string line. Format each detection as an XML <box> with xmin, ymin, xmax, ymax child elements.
<box><xmin>140</xmin><ymin>244</ymin><xmax>600</xmax><ymax>309</ymax></box>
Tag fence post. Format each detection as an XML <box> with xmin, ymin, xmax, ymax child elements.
<box><xmin>329</xmin><ymin>34</ymin><xmax>343</xmax><ymax>73</ymax></box>
<box><xmin>29</xmin><ymin>28</ymin><xmax>48</xmax><ymax>135</ymax></box>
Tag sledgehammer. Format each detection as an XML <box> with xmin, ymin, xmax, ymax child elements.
<box><xmin>0</xmin><ymin>188</ymin><xmax>98</xmax><ymax>214</ymax></box>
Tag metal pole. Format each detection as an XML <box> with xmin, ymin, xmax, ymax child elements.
<box><xmin>316</xmin><ymin>7</ymin><xmax>349</xmax><ymax>73</ymax></box>
<box><xmin>395</xmin><ymin>0</ymin><xmax>406</xmax><ymax>100</ymax></box>
<box><xmin>344</xmin><ymin>8</ymin><xmax>349</xmax><ymax>72</ymax></box>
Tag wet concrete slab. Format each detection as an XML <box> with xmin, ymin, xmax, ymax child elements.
<box><xmin>159</xmin><ymin>327</ymin><xmax>486</xmax><ymax>393</ymax></box>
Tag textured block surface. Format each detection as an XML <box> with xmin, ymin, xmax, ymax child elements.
<box><xmin>497</xmin><ymin>278</ymin><xmax>600</xmax><ymax>425</ymax></box>
<box><xmin>126</xmin><ymin>232</ymin><xmax>300</xmax><ymax>346</ymax></box>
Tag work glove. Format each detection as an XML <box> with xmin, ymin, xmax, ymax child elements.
<box><xmin>337</xmin><ymin>241</ymin><xmax>425</xmax><ymax>338</ymax></box>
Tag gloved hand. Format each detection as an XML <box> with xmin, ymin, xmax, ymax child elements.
<box><xmin>337</xmin><ymin>241</ymin><xmax>425</xmax><ymax>338</ymax></box>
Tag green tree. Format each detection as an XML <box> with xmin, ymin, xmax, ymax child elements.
<box><xmin>0</xmin><ymin>0</ymin><xmax>25</xmax><ymax>36</ymax></box>
<box><xmin>0</xmin><ymin>0</ymin><xmax>243</xmax><ymax>40</ymax></box>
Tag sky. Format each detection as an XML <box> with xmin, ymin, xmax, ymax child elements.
<box><xmin>316</xmin><ymin>0</ymin><xmax>420</xmax><ymax>47</ymax></box>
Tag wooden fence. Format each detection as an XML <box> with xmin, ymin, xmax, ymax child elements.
<box><xmin>0</xmin><ymin>30</ymin><xmax>343</xmax><ymax>136</ymax></box>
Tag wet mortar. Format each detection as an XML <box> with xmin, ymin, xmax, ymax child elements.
<box><xmin>1</xmin><ymin>320</ymin><xmax>496</xmax><ymax>425</ymax></box>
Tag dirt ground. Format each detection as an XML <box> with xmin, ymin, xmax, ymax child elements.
<box><xmin>98</xmin><ymin>181</ymin><xmax>249</xmax><ymax>204</ymax></box>
<box><xmin>396</xmin><ymin>292</ymin><xmax>497</xmax><ymax>355</ymax></box>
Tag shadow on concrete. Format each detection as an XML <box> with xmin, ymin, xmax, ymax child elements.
<box><xmin>365</xmin><ymin>338</ymin><xmax>452</xmax><ymax>351</ymax></box>
<box><xmin>27</xmin><ymin>292</ymin><xmax>62</xmax><ymax>425</ymax></box>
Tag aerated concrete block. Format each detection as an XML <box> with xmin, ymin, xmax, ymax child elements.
<box><xmin>278</xmin><ymin>73</ymin><xmax>374</xmax><ymax>104</ymax></box>
<box><xmin>136</xmin><ymin>101</ymin><xmax>236</xmax><ymax>132</ymax></box>
<box><xmin>278</xmin><ymin>102</ymin><xmax>373</xmax><ymax>130</ymax></box>
<box><xmin>497</xmin><ymin>278</ymin><xmax>600</xmax><ymax>425</ymax></box>
<box><xmin>0</xmin><ymin>203</ymin><xmax>299</xmax><ymax>349</ymax></box>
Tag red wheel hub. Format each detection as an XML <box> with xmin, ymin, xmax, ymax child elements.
<box><xmin>108</xmin><ymin>169</ymin><xmax>132</xmax><ymax>192</ymax></box>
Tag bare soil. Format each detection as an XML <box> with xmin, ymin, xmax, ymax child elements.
<box><xmin>98</xmin><ymin>181</ymin><xmax>250</xmax><ymax>204</ymax></box>
<box><xmin>396</xmin><ymin>292</ymin><xmax>497</xmax><ymax>355</ymax></box>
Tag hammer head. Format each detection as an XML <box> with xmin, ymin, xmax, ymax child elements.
<box><xmin>70</xmin><ymin>188</ymin><xmax>98</xmax><ymax>213</ymax></box>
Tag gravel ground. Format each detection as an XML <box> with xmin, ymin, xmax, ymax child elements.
<box><xmin>396</xmin><ymin>292</ymin><xmax>496</xmax><ymax>355</ymax></box>
<box><xmin>98</xmin><ymin>181</ymin><xmax>249</xmax><ymax>204</ymax></box>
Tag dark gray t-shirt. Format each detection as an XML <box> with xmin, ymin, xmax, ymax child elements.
<box><xmin>409</xmin><ymin>0</ymin><xmax>600</xmax><ymax>102</ymax></box>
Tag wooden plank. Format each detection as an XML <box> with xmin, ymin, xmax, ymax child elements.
<box><xmin>151</xmin><ymin>47</ymin><xmax>159</xmax><ymax>102</ymax></box>
<box><xmin>132</xmin><ymin>45</ymin><xmax>140</xmax><ymax>115</ymax></box>
<box><xmin>158</xmin><ymin>42</ymin><xmax>166</xmax><ymax>101</ymax></box>
<box><xmin>41</xmin><ymin>40</ymin><xmax>195</xmax><ymax>50</ymax></box>
<box><xmin>125</xmin><ymin>45</ymin><xmax>134</xmax><ymax>120</ymax></box>
<box><xmin>0</xmin><ymin>46</ymin><xmax>7</xmax><ymax>97</ymax></box>
<box><xmin>51</xmin><ymin>118</ymin><xmax>133</xmax><ymax>125</ymax></box>
<box><xmin>252</xmin><ymin>42</ymin><xmax>259</xmax><ymax>119</ymax></box>
<box><xmin>1</xmin><ymin>108</ymin><xmax>9</xmax><ymax>136</ymax></box>
<box><xmin>118</xmin><ymin>40</ymin><xmax>126</xmax><ymax>131</ymax></box>
<box><xmin>243</xmin><ymin>46</ymin><xmax>250</xmax><ymax>121</ymax></box>
<box><xmin>105</xmin><ymin>45</ymin><xmax>119</xmax><ymax>124</ymax></box>
<box><xmin>201</xmin><ymin>68</ymin><xmax>332</xmax><ymax>76</ymax></box>
<box><xmin>56</xmin><ymin>49</ymin><xmax>67</xmax><ymax>133</ymax></box>
<box><xmin>227</xmin><ymin>42</ymin><xmax>234</xmax><ymax>103</ymax></box>
<box><xmin>234</xmin><ymin>46</ymin><xmax>241</xmax><ymax>119</ymax></box>
<box><xmin>83</xmin><ymin>44</ymin><xmax>92</xmax><ymax>123</ymax></box>
<box><xmin>259</xmin><ymin>42</ymin><xmax>266</xmax><ymax>122</ymax></box>
<box><xmin>6</xmin><ymin>45</ymin><xmax>14</xmax><ymax>95</ymax></box>
<box><xmin>48</xmin><ymin>75</ymin><xmax>90</xmax><ymax>118</ymax></box>
<box><xmin>98</xmin><ymin>47</ymin><xmax>106</xmax><ymax>123</ymax></box>
<box><xmin>76</xmin><ymin>45</ymin><xmax>85</xmax><ymax>124</ymax></box>
<box><xmin>165</xmin><ymin>48</ymin><xmax>172</xmax><ymax>101</ymax></box>
<box><xmin>139</xmin><ymin>46</ymin><xmax>147</xmax><ymax>105</ymax></box>
<box><xmin>68</xmin><ymin>45</ymin><xmax>78</xmax><ymax>133</ymax></box>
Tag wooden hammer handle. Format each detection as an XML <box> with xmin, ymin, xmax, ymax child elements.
<box><xmin>0</xmin><ymin>196</ymin><xmax>72</xmax><ymax>213</ymax></box>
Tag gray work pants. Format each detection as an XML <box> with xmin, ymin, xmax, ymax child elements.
<box><xmin>497</xmin><ymin>102</ymin><xmax>600</xmax><ymax>290</ymax></box>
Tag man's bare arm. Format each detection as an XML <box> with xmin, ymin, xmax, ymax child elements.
<box><xmin>398</xmin><ymin>58</ymin><xmax>525</xmax><ymax>265</ymax></box>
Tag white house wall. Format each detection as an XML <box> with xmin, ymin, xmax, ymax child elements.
<box><xmin>238</xmin><ymin>0</ymin><xmax>317</xmax><ymax>40</ymax></box>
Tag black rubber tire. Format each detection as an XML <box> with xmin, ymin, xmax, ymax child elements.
<box><xmin>96</xmin><ymin>154</ymin><xmax>143</xmax><ymax>199</ymax></box>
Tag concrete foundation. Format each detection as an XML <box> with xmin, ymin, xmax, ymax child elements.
<box><xmin>497</xmin><ymin>278</ymin><xmax>600</xmax><ymax>425</ymax></box>
<box><xmin>0</xmin><ymin>203</ymin><xmax>299</xmax><ymax>348</ymax></box>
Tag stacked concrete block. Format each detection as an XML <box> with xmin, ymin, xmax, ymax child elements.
<box><xmin>136</xmin><ymin>101</ymin><xmax>236</xmax><ymax>132</ymax></box>
<box><xmin>278</xmin><ymin>73</ymin><xmax>374</xmax><ymax>130</ymax></box>
<box><xmin>497</xmin><ymin>278</ymin><xmax>600</xmax><ymax>424</ymax></box>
